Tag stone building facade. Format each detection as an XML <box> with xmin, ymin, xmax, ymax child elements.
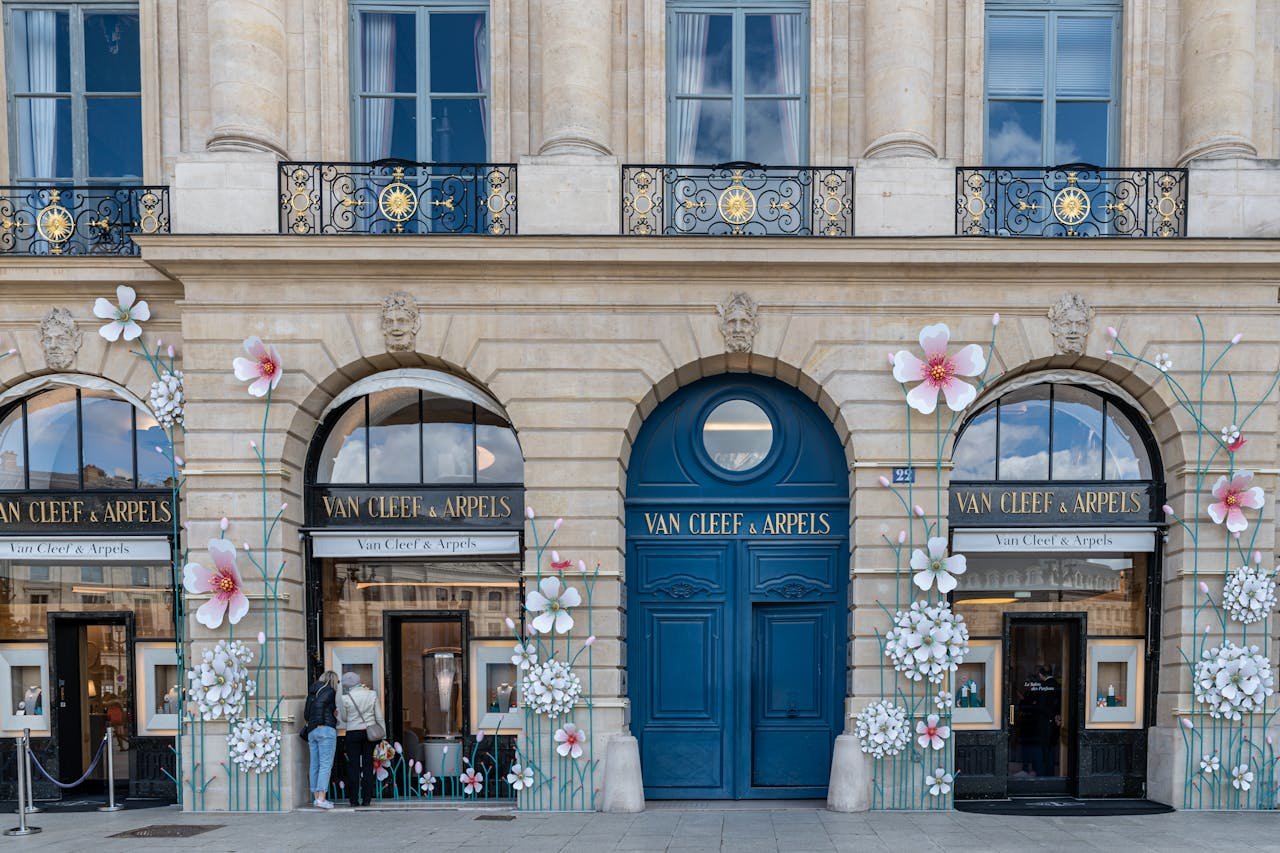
<box><xmin>0</xmin><ymin>0</ymin><xmax>1278</xmax><ymax>813</ymax></box>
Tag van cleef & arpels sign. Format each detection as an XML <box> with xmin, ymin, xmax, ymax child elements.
<box><xmin>0</xmin><ymin>492</ymin><xmax>174</xmax><ymax>534</ymax></box>
<box><xmin>308</xmin><ymin>486</ymin><xmax>523</xmax><ymax>529</ymax></box>
<box><xmin>949</xmin><ymin>483</ymin><xmax>1160</xmax><ymax>527</ymax></box>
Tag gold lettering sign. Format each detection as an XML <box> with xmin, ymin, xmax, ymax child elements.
<box><xmin>0</xmin><ymin>495</ymin><xmax>174</xmax><ymax>530</ymax></box>
<box><xmin>642</xmin><ymin>511</ymin><xmax>833</xmax><ymax>536</ymax></box>
<box><xmin>319</xmin><ymin>492</ymin><xmax>514</xmax><ymax>523</ymax></box>
<box><xmin>950</xmin><ymin>485</ymin><xmax>1150</xmax><ymax>523</ymax></box>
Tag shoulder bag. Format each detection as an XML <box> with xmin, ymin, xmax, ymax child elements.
<box><xmin>353</xmin><ymin>692</ymin><xmax>385</xmax><ymax>741</ymax></box>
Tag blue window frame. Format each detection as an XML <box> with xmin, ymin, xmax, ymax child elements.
<box><xmin>984</xmin><ymin>0</ymin><xmax>1120</xmax><ymax>166</ymax></box>
<box><xmin>350</xmin><ymin>1</ymin><xmax>489</xmax><ymax>162</ymax></box>
<box><xmin>667</xmin><ymin>0</ymin><xmax>809</xmax><ymax>165</ymax></box>
<box><xmin>4</xmin><ymin>1</ymin><xmax>142</xmax><ymax>183</ymax></box>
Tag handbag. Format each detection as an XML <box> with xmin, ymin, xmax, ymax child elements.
<box><xmin>353</xmin><ymin>692</ymin><xmax>385</xmax><ymax>742</ymax></box>
<box><xmin>299</xmin><ymin>723</ymin><xmax>312</xmax><ymax>742</ymax></box>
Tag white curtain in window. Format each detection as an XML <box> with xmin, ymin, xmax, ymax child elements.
<box><xmin>672</xmin><ymin>13</ymin><xmax>710</xmax><ymax>164</ymax></box>
<box><xmin>362</xmin><ymin>13</ymin><xmax>397</xmax><ymax>159</ymax></box>
<box><xmin>474</xmin><ymin>16</ymin><xmax>490</xmax><ymax>152</ymax></box>
<box><xmin>772</xmin><ymin>14</ymin><xmax>803</xmax><ymax>165</ymax></box>
<box><xmin>13</xmin><ymin>11</ymin><xmax>58</xmax><ymax>179</ymax></box>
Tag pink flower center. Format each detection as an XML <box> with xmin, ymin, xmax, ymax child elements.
<box><xmin>926</xmin><ymin>356</ymin><xmax>954</xmax><ymax>387</ymax></box>
<box><xmin>214</xmin><ymin>570</ymin><xmax>237</xmax><ymax>594</ymax></box>
<box><xmin>259</xmin><ymin>358</ymin><xmax>277</xmax><ymax>377</ymax></box>
<box><xmin>925</xmin><ymin>723</ymin><xmax>939</xmax><ymax>738</ymax></box>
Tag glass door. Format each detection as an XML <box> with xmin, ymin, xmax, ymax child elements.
<box><xmin>384</xmin><ymin>612</ymin><xmax>465</xmax><ymax>789</ymax></box>
<box><xmin>1006</xmin><ymin>619</ymin><xmax>1076</xmax><ymax>796</ymax></box>
<box><xmin>51</xmin><ymin>615</ymin><xmax>131</xmax><ymax>794</ymax></box>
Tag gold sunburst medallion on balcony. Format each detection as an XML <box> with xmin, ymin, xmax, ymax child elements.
<box><xmin>378</xmin><ymin>168</ymin><xmax>418</xmax><ymax>224</ymax></box>
<box><xmin>36</xmin><ymin>192</ymin><xmax>75</xmax><ymax>252</ymax></box>
<box><xmin>1052</xmin><ymin>185</ymin><xmax>1090</xmax><ymax>226</ymax></box>
<box><xmin>718</xmin><ymin>173</ymin><xmax>756</xmax><ymax>226</ymax></box>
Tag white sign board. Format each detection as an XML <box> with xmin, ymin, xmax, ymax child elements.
<box><xmin>952</xmin><ymin>528</ymin><xmax>1157</xmax><ymax>554</ymax></box>
<box><xmin>0</xmin><ymin>536</ymin><xmax>171</xmax><ymax>562</ymax></box>
<box><xmin>310</xmin><ymin>531</ymin><xmax>519</xmax><ymax>558</ymax></box>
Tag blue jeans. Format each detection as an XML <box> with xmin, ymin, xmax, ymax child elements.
<box><xmin>307</xmin><ymin>725</ymin><xmax>337</xmax><ymax>795</ymax></box>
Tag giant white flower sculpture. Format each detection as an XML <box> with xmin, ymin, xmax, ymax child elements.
<box><xmin>925</xmin><ymin>768</ymin><xmax>953</xmax><ymax>797</ymax></box>
<box><xmin>911</xmin><ymin>538</ymin><xmax>967</xmax><ymax>594</ymax></box>
<box><xmin>853</xmin><ymin>700</ymin><xmax>910</xmax><ymax>759</ymax></box>
<box><xmin>884</xmin><ymin>601</ymin><xmax>971</xmax><ymax>684</ymax></box>
<box><xmin>521</xmin><ymin>658</ymin><xmax>582</xmax><ymax>717</ymax></box>
<box><xmin>1223</xmin><ymin>563</ymin><xmax>1278</xmax><ymax>625</ymax></box>
<box><xmin>226</xmin><ymin>718</ymin><xmax>281</xmax><ymax>774</ymax></box>
<box><xmin>93</xmin><ymin>285</ymin><xmax>150</xmax><ymax>342</ymax></box>
<box><xmin>892</xmin><ymin>323</ymin><xmax>986</xmax><ymax>414</ymax></box>
<box><xmin>232</xmin><ymin>336</ymin><xmax>284</xmax><ymax>397</ymax></box>
<box><xmin>149</xmin><ymin>370</ymin><xmax>184</xmax><ymax>429</ymax></box>
<box><xmin>506</xmin><ymin>763</ymin><xmax>535</xmax><ymax>791</ymax></box>
<box><xmin>511</xmin><ymin>642</ymin><xmax>537</xmax><ymax>670</ymax></box>
<box><xmin>916</xmin><ymin>714</ymin><xmax>950</xmax><ymax>750</ymax></box>
<box><xmin>525</xmin><ymin>576</ymin><xmax>582</xmax><ymax>634</ymax></box>
<box><xmin>186</xmin><ymin>639</ymin><xmax>256</xmax><ymax>721</ymax></box>
<box><xmin>554</xmin><ymin>723</ymin><xmax>587</xmax><ymax>759</ymax></box>
<box><xmin>1193</xmin><ymin>641</ymin><xmax>1274</xmax><ymax>720</ymax></box>
<box><xmin>183</xmin><ymin>539</ymin><xmax>249</xmax><ymax>629</ymax></box>
<box><xmin>1206</xmin><ymin>471</ymin><xmax>1265</xmax><ymax>534</ymax></box>
<box><xmin>1231</xmin><ymin>764</ymin><xmax>1254</xmax><ymax>791</ymax></box>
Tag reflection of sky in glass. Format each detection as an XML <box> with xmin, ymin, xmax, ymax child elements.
<box><xmin>952</xmin><ymin>404</ymin><xmax>996</xmax><ymax>480</ymax></box>
<box><xmin>1104</xmin><ymin>405</ymin><xmax>1149</xmax><ymax>479</ymax></box>
<box><xmin>0</xmin><ymin>406</ymin><xmax>24</xmax><ymax>489</ymax></box>
<box><xmin>1054</xmin><ymin>102</ymin><xmax>1107</xmax><ymax>165</ymax></box>
<box><xmin>477</xmin><ymin>424</ymin><xmax>521</xmax><ymax>483</ymax></box>
<box><xmin>81</xmin><ymin>394</ymin><xmax>134</xmax><ymax>487</ymax></box>
<box><xmin>996</xmin><ymin>389</ymin><xmax>1050</xmax><ymax>479</ymax></box>
<box><xmin>136</xmin><ymin>415</ymin><xmax>173</xmax><ymax>487</ymax></box>
<box><xmin>1051</xmin><ymin>387</ymin><xmax>1103</xmax><ymax>479</ymax></box>
<box><xmin>27</xmin><ymin>389</ymin><xmax>79</xmax><ymax>489</ymax></box>
<box><xmin>703</xmin><ymin>399</ymin><xmax>772</xmax><ymax>472</ymax></box>
<box><xmin>987</xmin><ymin>101</ymin><xmax>1042</xmax><ymax>165</ymax></box>
<box><xmin>320</xmin><ymin>401</ymin><xmax>367</xmax><ymax>483</ymax></box>
<box><xmin>368</xmin><ymin>389</ymin><xmax>420</xmax><ymax>484</ymax></box>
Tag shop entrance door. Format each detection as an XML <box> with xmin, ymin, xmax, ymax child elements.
<box><xmin>49</xmin><ymin>614</ymin><xmax>132</xmax><ymax>796</ymax></box>
<box><xmin>384</xmin><ymin>612</ymin><xmax>466</xmax><ymax>781</ymax></box>
<box><xmin>1006</xmin><ymin>617</ymin><xmax>1079</xmax><ymax>797</ymax></box>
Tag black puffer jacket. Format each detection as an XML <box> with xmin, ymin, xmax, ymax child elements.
<box><xmin>303</xmin><ymin>681</ymin><xmax>338</xmax><ymax>728</ymax></box>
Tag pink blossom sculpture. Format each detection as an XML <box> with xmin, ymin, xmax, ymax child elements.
<box><xmin>183</xmin><ymin>539</ymin><xmax>249</xmax><ymax>629</ymax></box>
<box><xmin>232</xmin><ymin>336</ymin><xmax>284</xmax><ymax>397</ymax></box>
<box><xmin>892</xmin><ymin>323</ymin><xmax>986</xmax><ymax>414</ymax></box>
<box><xmin>1207</xmin><ymin>471</ymin><xmax>1265</xmax><ymax>534</ymax></box>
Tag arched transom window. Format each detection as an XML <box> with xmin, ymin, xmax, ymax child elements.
<box><xmin>952</xmin><ymin>383</ymin><xmax>1153</xmax><ymax>482</ymax></box>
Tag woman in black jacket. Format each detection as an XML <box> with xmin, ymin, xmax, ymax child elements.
<box><xmin>303</xmin><ymin>671</ymin><xmax>340</xmax><ymax>809</ymax></box>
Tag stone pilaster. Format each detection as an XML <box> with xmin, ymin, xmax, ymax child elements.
<box><xmin>1179</xmin><ymin>0</ymin><xmax>1257</xmax><ymax>162</ymax></box>
<box><xmin>863</xmin><ymin>0</ymin><xmax>938</xmax><ymax>158</ymax></box>
<box><xmin>537</xmin><ymin>0</ymin><xmax>613</xmax><ymax>156</ymax></box>
<box><xmin>206</xmin><ymin>0</ymin><xmax>289</xmax><ymax>155</ymax></box>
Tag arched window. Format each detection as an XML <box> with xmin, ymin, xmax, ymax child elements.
<box><xmin>0</xmin><ymin>386</ymin><xmax>172</xmax><ymax>490</ymax></box>
<box><xmin>952</xmin><ymin>383</ymin><xmax>1152</xmax><ymax>482</ymax></box>
<box><xmin>314</xmin><ymin>385</ymin><xmax>521</xmax><ymax>486</ymax></box>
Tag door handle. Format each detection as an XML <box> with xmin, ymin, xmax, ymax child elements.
<box><xmin>1008</xmin><ymin>704</ymin><xmax>1015</xmax><ymax>727</ymax></box>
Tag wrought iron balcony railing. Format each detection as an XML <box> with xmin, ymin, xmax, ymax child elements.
<box><xmin>0</xmin><ymin>185</ymin><xmax>169</xmax><ymax>256</ymax></box>
<box><xmin>622</xmin><ymin>162</ymin><xmax>854</xmax><ymax>236</ymax></box>
<box><xmin>956</xmin><ymin>165</ymin><xmax>1187</xmax><ymax>237</ymax></box>
<box><xmin>280</xmin><ymin>160</ymin><xmax>516</xmax><ymax>235</ymax></box>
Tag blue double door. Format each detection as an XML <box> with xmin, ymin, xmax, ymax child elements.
<box><xmin>628</xmin><ymin>531</ymin><xmax>846</xmax><ymax>798</ymax></box>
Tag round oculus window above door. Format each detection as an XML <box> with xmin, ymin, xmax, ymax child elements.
<box><xmin>701</xmin><ymin>398</ymin><xmax>774</xmax><ymax>473</ymax></box>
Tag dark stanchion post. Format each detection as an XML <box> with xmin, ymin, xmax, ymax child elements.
<box><xmin>98</xmin><ymin>727</ymin><xmax>123</xmax><ymax>812</ymax></box>
<box><xmin>20</xmin><ymin>730</ymin><xmax>39</xmax><ymax>814</ymax></box>
<box><xmin>5</xmin><ymin>732</ymin><xmax>41</xmax><ymax>836</ymax></box>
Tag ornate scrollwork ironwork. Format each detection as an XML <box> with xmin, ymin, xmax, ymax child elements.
<box><xmin>0</xmin><ymin>185</ymin><xmax>170</xmax><ymax>256</ymax></box>
<box><xmin>955</xmin><ymin>165</ymin><xmax>1188</xmax><ymax>237</ymax></box>
<box><xmin>623</xmin><ymin>162</ymin><xmax>854</xmax><ymax>236</ymax></box>
<box><xmin>279</xmin><ymin>160</ymin><xmax>517</xmax><ymax>235</ymax></box>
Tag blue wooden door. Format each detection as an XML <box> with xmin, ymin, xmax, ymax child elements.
<box><xmin>626</xmin><ymin>374</ymin><xmax>848</xmax><ymax>799</ymax></box>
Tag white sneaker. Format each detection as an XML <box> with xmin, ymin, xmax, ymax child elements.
<box><xmin>314</xmin><ymin>799</ymin><xmax>334</xmax><ymax>809</ymax></box>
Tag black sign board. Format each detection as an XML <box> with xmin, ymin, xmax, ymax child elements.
<box><xmin>308</xmin><ymin>486</ymin><xmax>523</xmax><ymax>530</ymax></box>
<box><xmin>0</xmin><ymin>491</ymin><xmax>175</xmax><ymax>534</ymax></box>
<box><xmin>949</xmin><ymin>482</ymin><xmax>1161</xmax><ymax>527</ymax></box>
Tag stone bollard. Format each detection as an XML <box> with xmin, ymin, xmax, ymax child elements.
<box><xmin>600</xmin><ymin>734</ymin><xmax>645</xmax><ymax>813</ymax></box>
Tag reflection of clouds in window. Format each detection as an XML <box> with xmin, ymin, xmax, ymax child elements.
<box><xmin>477</xmin><ymin>424</ymin><xmax>522</xmax><ymax>484</ymax></box>
<box><xmin>952</xmin><ymin>412</ymin><xmax>996</xmax><ymax>480</ymax></box>
<box><xmin>369</xmin><ymin>426</ymin><xmax>420</xmax><ymax>483</ymax></box>
<box><xmin>0</xmin><ymin>406</ymin><xmax>24</xmax><ymax>489</ymax></box>
<box><xmin>1052</xmin><ymin>391</ymin><xmax>1103</xmax><ymax>479</ymax></box>
<box><xmin>423</xmin><ymin>423</ymin><xmax>473</xmax><ymax>483</ymax></box>
<box><xmin>996</xmin><ymin>421</ymin><xmax>1050</xmax><ymax>480</ymax></box>
<box><xmin>27</xmin><ymin>389</ymin><xmax>80</xmax><ymax>488</ymax></box>
<box><xmin>329</xmin><ymin>436</ymin><xmax>368</xmax><ymax>483</ymax></box>
<box><xmin>82</xmin><ymin>395</ymin><xmax>135</xmax><ymax>487</ymax></box>
<box><xmin>1103</xmin><ymin>405</ymin><xmax>1150</xmax><ymax>480</ymax></box>
<box><xmin>988</xmin><ymin>118</ymin><xmax>1041</xmax><ymax>164</ymax></box>
<box><xmin>1051</xmin><ymin>447</ymin><xmax>1102</xmax><ymax>480</ymax></box>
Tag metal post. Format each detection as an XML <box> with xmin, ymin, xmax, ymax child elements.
<box><xmin>98</xmin><ymin>727</ymin><xmax>123</xmax><ymax>812</ymax></box>
<box><xmin>20</xmin><ymin>730</ymin><xmax>39</xmax><ymax>814</ymax></box>
<box><xmin>5</xmin><ymin>733</ymin><xmax>41</xmax><ymax>836</ymax></box>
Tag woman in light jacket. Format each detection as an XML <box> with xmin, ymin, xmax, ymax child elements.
<box><xmin>338</xmin><ymin>671</ymin><xmax>384</xmax><ymax>807</ymax></box>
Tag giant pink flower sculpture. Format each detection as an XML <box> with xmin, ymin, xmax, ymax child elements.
<box><xmin>183</xmin><ymin>539</ymin><xmax>249</xmax><ymax>629</ymax></box>
<box><xmin>892</xmin><ymin>323</ymin><xmax>986</xmax><ymax>414</ymax></box>
<box><xmin>1207</xmin><ymin>471</ymin><xmax>1265</xmax><ymax>534</ymax></box>
<box><xmin>232</xmin><ymin>336</ymin><xmax>283</xmax><ymax>397</ymax></box>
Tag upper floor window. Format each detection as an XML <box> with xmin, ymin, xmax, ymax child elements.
<box><xmin>952</xmin><ymin>383</ymin><xmax>1153</xmax><ymax>482</ymax></box>
<box><xmin>4</xmin><ymin>2</ymin><xmax>142</xmax><ymax>183</ymax></box>
<box><xmin>984</xmin><ymin>0</ymin><xmax>1119</xmax><ymax>166</ymax></box>
<box><xmin>667</xmin><ymin>0</ymin><xmax>808</xmax><ymax>164</ymax></box>
<box><xmin>351</xmin><ymin>1</ymin><xmax>489</xmax><ymax>162</ymax></box>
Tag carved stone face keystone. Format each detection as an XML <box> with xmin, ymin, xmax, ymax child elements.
<box><xmin>40</xmin><ymin>308</ymin><xmax>82</xmax><ymax>370</ymax></box>
<box><xmin>717</xmin><ymin>292</ymin><xmax>758</xmax><ymax>354</ymax></box>
<box><xmin>1048</xmin><ymin>293</ymin><xmax>1095</xmax><ymax>355</ymax></box>
<box><xmin>381</xmin><ymin>291</ymin><xmax>421</xmax><ymax>352</ymax></box>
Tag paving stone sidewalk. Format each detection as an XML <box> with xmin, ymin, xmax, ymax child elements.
<box><xmin>6</xmin><ymin>803</ymin><xmax>1275</xmax><ymax>852</ymax></box>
